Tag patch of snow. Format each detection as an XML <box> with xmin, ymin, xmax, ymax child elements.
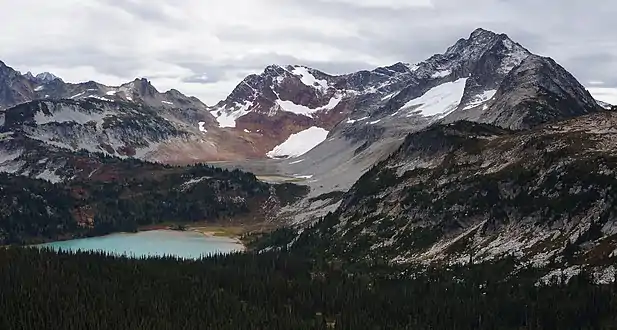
<box><xmin>36</xmin><ymin>168</ymin><xmax>63</xmax><ymax>184</ymax></box>
<box><xmin>162</xmin><ymin>101</ymin><xmax>174</xmax><ymax>105</ymax></box>
<box><xmin>106</xmin><ymin>90</ymin><xmax>118</xmax><ymax>96</ymax></box>
<box><xmin>198</xmin><ymin>122</ymin><xmax>207</xmax><ymax>133</ymax></box>
<box><xmin>463</xmin><ymin>89</ymin><xmax>497</xmax><ymax>110</ymax></box>
<box><xmin>291</xmin><ymin>66</ymin><xmax>329</xmax><ymax>92</ymax></box>
<box><xmin>431</xmin><ymin>70</ymin><xmax>451</xmax><ymax>78</ymax></box>
<box><xmin>278</xmin><ymin>93</ymin><xmax>343</xmax><ymax>116</ymax></box>
<box><xmin>266</xmin><ymin>127</ymin><xmax>329</xmax><ymax>158</ymax></box>
<box><xmin>346</xmin><ymin>116</ymin><xmax>369</xmax><ymax>124</ymax></box>
<box><xmin>293</xmin><ymin>174</ymin><xmax>313</xmax><ymax>179</ymax></box>
<box><xmin>369</xmin><ymin>119</ymin><xmax>381</xmax><ymax>124</ymax></box>
<box><xmin>70</xmin><ymin>92</ymin><xmax>85</xmax><ymax>99</ymax></box>
<box><xmin>34</xmin><ymin>86</ymin><xmax>44</xmax><ymax>92</ymax></box>
<box><xmin>243</xmin><ymin>129</ymin><xmax>250</xmax><ymax>133</ymax></box>
<box><xmin>181</xmin><ymin>176</ymin><xmax>210</xmax><ymax>190</ymax></box>
<box><xmin>87</xmin><ymin>95</ymin><xmax>113</xmax><ymax>102</ymax></box>
<box><xmin>126</xmin><ymin>96</ymin><xmax>133</xmax><ymax>101</ymax></box>
<box><xmin>87</xmin><ymin>167</ymin><xmax>99</xmax><ymax>178</ymax></box>
<box><xmin>44</xmin><ymin>95</ymin><xmax>50</xmax><ymax>98</ymax></box>
<box><xmin>400</xmin><ymin>78</ymin><xmax>468</xmax><ymax>118</ymax></box>
<box><xmin>211</xmin><ymin>101</ymin><xmax>253</xmax><ymax>128</ymax></box>
<box><xmin>288</xmin><ymin>159</ymin><xmax>304</xmax><ymax>165</ymax></box>
<box><xmin>321</xmin><ymin>94</ymin><xmax>342</xmax><ymax>110</ymax></box>
<box><xmin>381</xmin><ymin>92</ymin><xmax>397</xmax><ymax>101</ymax></box>
<box><xmin>276</xmin><ymin>100</ymin><xmax>313</xmax><ymax>115</ymax></box>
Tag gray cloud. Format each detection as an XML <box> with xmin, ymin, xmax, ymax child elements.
<box><xmin>0</xmin><ymin>0</ymin><xmax>615</xmax><ymax>104</ymax></box>
<box><xmin>94</xmin><ymin>0</ymin><xmax>187</xmax><ymax>27</ymax></box>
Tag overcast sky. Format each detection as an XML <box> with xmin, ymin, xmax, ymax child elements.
<box><xmin>1</xmin><ymin>0</ymin><xmax>615</xmax><ymax>105</ymax></box>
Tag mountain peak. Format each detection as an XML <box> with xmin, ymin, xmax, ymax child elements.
<box><xmin>469</xmin><ymin>27</ymin><xmax>497</xmax><ymax>39</ymax></box>
<box><xmin>263</xmin><ymin>64</ymin><xmax>287</xmax><ymax>77</ymax></box>
<box><xmin>23</xmin><ymin>71</ymin><xmax>36</xmax><ymax>80</ymax></box>
<box><xmin>445</xmin><ymin>28</ymin><xmax>503</xmax><ymax>56</ymax></box>
<box><xmin>133</xmin><ymin>77</ymin><xmax>151</xmax><ymax>84</ymax></box>
<box><xmin>35</xmin><ymin>72</ymin><xmax>62</xmax><ymax>83</ymax></box>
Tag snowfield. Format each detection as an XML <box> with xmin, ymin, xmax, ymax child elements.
<box><xmin>266</xmin><ymin>127</ymin><xmax>329</xmax><ymax>158</ymax></box>
<box><xmin>291</xmin><ymin>66</ymin><xmax>329</xmax><ymax>92</ymax></box>
<box><xmin>400</xmin><ymin>78</ymin><xmax>468</xmax><ymax>118</ymax></box>
<box><xmin>276</xmin><ymin>94</ymin><xmax>342</xmax><ymax>117</ymax></box>
<box><xmin>211</xmin><ymin>101</ymin><xmax>254</xmax><ymax>128</ymax></box>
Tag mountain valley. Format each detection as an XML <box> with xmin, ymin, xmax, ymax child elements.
<box><xmin>0</xmin><ymin>28</ymin><xmax>616</xmax><ymax>281</ymax></box>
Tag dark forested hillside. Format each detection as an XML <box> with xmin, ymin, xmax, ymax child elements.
<box><xmin>278</xmin><ymin>112</ymin><xmax>617</xmax><ymax>271</ymax></box>
<box><xmin>1</xmin><ymin>247</ymin><xmax>616</xmax><ymax>330</ymax></box>
<box><xmin>0</xmin><ymin>173</ymin><xmax>78</xmax><ymax>244</ymax></box>
<box><xmin>0</xmin><ymin>164</ymin><xmax>308</xmax><ymax>245</ymax></box>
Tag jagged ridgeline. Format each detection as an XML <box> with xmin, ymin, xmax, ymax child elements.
<box><xmin>0</xmin><ymin>162</ymin><xmax>307</xmax><ymax>245</ymax></box>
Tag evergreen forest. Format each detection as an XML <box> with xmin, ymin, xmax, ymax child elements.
<box><xmin>1</xmin><ymin>247</ymin><xmax>616</xmax><ymax>329</ymax></box>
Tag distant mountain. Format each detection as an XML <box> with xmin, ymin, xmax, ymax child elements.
<box><xmin>0</xmin><ymin>28</ymin><xmax>604</xmax><ymax>189</ymax></box>
<box><xmin>0</xmin><ymin>63</ymin><xmax>209</xmax><ymax>112</ymax></box>
<box><xmin>35</xmin><ymin>72</ymin><xmax>62</xmax><ymax>83</ymax></box>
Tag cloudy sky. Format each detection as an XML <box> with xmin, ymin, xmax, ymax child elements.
<box><xmin>1</xmin><ymin>0</ymin><xmax>615</xmax><ymax>104</ymax></box>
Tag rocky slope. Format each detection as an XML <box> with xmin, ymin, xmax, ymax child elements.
<box><xmin>283</xmin><ymin>111</ymin><xmax>617</xmax><ymax>277</ymax></box>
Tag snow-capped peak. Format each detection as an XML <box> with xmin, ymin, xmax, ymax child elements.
<box><xmin>35</xmin><ymin>72</ymin><xmax>62</xmax><ymax>83</ymax></box>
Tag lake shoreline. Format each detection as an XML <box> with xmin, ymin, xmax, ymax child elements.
<box><xmin>35</xmin><ymin>229</ymin><xmax>245</xmax><ymax>259</ymax></box>
<box><xmin>137</xmin><ymin>223</ymin><xmax>247</xmax><ymax>251</ymax></box>
<box><xmin>7</xmin><ymin>223</ymin><xmax>249</xmax><ymax>252</ymax></box>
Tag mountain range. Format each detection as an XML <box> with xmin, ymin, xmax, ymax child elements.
<box><xmin>1</xmin><ymin>28</ymin><xmax>616</xmax><ymax>278</ymax></box>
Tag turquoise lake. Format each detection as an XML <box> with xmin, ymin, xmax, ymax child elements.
<box><xmin>36</xmin><ymin>230</ymin><xmax>244</xmax><ymax>259</ymax></box>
